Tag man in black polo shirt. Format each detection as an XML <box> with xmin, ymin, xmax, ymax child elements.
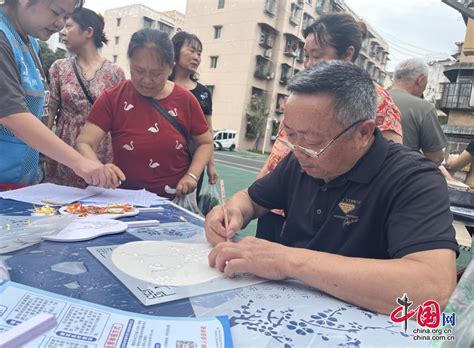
<box><xmin>205</xmin><ymin>61</ymin><xmax>458</xmax><ymax>315</ymax></box>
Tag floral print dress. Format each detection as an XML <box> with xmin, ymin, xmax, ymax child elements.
<box><xmin>45</xmin><ymin>58</ymin><xmax>125</xmax><ymax>187</ymax></box>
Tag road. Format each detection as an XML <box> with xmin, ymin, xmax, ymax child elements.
<box><xmin>214</xmin><ymin>152</ymin><xmax>265</xmax><ymax>174</ymax></box>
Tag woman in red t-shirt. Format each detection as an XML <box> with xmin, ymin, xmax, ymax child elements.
<box><xmin>76</xmin><ymin>29</ymin><xmax>213</xmax><ymax>199</ymax></box>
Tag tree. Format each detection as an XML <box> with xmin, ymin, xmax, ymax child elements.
<box><xmin>245</xmin><ymin>93</ymin><xmax>269</xmax><ymax>140</ymax></box>
<box><xmin>38</xmin><ymin>41</ymin><xmax>66</xmax><ymax>79</ymax></box>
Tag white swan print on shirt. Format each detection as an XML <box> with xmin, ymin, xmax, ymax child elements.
<box><xmin>149</xmin><ymin>159</ymin><xmax>160</xmax><ymax>168</ymax></box>
<box><xmin>123</xmin><ymin>141</ymin><xmax>134</xmax><ymax>151</ymax></box>
<box><xmin>175</xmin><ymin>140</ymin><xmax>184</xmax><ymax>150</ymax></box>
<box><xmin>148</xmin><ymin>123</ymin><xmax>159</xmax><ymax>133</ymax></box>
<box><xmin>164</xmin><ymin>185</ymin><xmax>176</xmax><ymax>195</ymax></box>
<box><xmin>124</xmin><ymin>101</ymin><xmax>135</xmax><ymax>111</ymax></box>
<box><xmin>168</xmin><ymin>108</ymin><xmax>178</xmax><ymax>117</ymax></box>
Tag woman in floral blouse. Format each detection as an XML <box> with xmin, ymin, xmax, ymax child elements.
<box><xmin>46</xmin><ymin>8</ymin><xmax>125</xmax><ymax>187</ymax></box>
<box><xmin>257</xmin><ymin>13</ymin><xmax>403</xmax><ymax>242</ymax></box>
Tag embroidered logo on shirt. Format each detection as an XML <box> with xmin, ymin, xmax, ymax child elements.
<box><xmin>123</xmin><ymin>141</ymin><xmax>134</xmax><ymax>151</ymax></box>
<box><xmin>149</xmin><ymin>159</ymin><xmax>160</xmax><ymax>168</ymax></box>
<box><xmin>175</xmin><ymin>140</ymin><xmax>184</xmax><ymax>150</ymax></box>
<box><xmin>148</xmin><ymin>123</ymin><xmax>159</xmax><ymax>133</ymax></box>
<box><xmin>334</xmin><ymin>199</ymin><xmax>360</xmax><ymax>227</ymax></box>
<box><xmin>124</xmin><ymin>101</ymin><xmax>135</xmax><ymax>111</ymax></box>
<box><xmin>168</xmin><ymin>108</ymin><xmax>178</xmax><ymax>117</ymax></box>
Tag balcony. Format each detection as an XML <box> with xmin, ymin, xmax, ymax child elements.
<box><xmin>439</xmin><ymin>82</ymin><xmax>473</xmax><ymax>110</ymax></box>
<box><xmin>284</xmin><ymin>33</ymin><xmax>302</xmax><ymax>57</ymax></box>
<box><xmin>443</xmin><ymin>62</ymin><xmax>474</xmax><ymax>83</ymax></box>
<box><xmin>280</xmin><ymin>63</ymin><xmax>294</xmax><ymax>85</ymax></box>
<box><xmin>254</xmin><ymin>56</ymin><xmax>274</xmax><ymax>80</ymax></box>
<box><xmin>258</xmin><ymin>23</ymin><xmax>278</xmax><ymax>49</ymax></box>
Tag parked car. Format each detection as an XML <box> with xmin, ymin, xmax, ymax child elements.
<box><xmin>213</xmin><ymin>129</ymin><xmax>236</xmax><ymax>151</ymax></box>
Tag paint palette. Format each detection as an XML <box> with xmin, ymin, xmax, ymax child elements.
<box><xmin>59</xmin><ymin>203</ymin><xmax>139</xmax><ymax>219</ymax></box>
<box><xmin>43</xmin><ymin>217</ymin><xmax>128</xmax><ymax>242</ymax></box>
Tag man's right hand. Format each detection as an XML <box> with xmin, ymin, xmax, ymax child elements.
<box><xmin>204</xmin><ymin>205</ymin><xmax>244</xmax><ymax>245</ymax></box>
<box><xmin>73</xmin><ymin>159</ymin><xmax>126</xmax><ymax>189</ymax></box>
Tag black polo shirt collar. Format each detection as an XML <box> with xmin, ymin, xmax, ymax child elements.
<box><xmin>341</xmin><ymin>128</ymin><xmax>389</xmax><ymax>184</ymax></box>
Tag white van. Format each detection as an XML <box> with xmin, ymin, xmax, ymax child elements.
<box><xmin>213</xmin><ymin>129</ymin><xmax>236</xmax><ymax>151</ymax></box>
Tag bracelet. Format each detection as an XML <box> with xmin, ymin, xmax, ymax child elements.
<box><xmin>186</xmin><ymin>172</ymin><xmax>199</xmax><ymax>182</ymax></box>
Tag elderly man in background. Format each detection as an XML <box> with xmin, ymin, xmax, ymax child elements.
<box><xmin>389</xmin><ymin>58</ymin><xmax>447</xmax><ymax>165</ymax></box>
<box><xmin>205</xmin><ymin>61</ymin><xmax>458</xmax><ymax>315</ymax></box>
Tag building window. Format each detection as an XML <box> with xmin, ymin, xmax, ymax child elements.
<box><xmin>315</xmin><ymin>0</ymin><xmax>324</xmax><ymax>14</ymax></box>
<box><xmin>275</xmin><ymin>93</ymin><xmax>287</xmax><ymax>114</ymax></box>
<box><xmin>302</xmin><ymin>13</ymin><xmax>314</xmax><ymax>32</ymax></box>
<box><xmin>284</xmin><ymin>35</ymin><xmax>299</xmax><ymax>57</ymax></box>
<box><xmin>264</xmin><ymin>0</ymin><xmax>277</xmax><ymax>15</ymax></box>
<box><xmin>259</xmin><ymin>27</ymin><xmax>275</xmax><ymax>48</ymax></box>
<box><xmin>254</xmin><ymin>55</ymin><xmax>273</xmax><ymax>80</ymax></box>
<box><xmin>218</xmin><ymin>0</ymin><xmax>225</xmax><ymax>9</ymax></box>
<box><xmin>116</xmin><ymin>18</ymin><xmax>121</xmax><ymax>27</ymax></box>
<box><xmin>144</xmin><ymin>17</ymin><xmax>154</xmax><ymax>29</ymax></box>
<box><xmin>214</xmin><ymin>25</ymin><xmax>222</xmax><ymax>39</ymax></box>
<box><xmin>289</xmin><ymin>3</ymin><xmax>302</xmax><ymax>25</ymax></box>
<box><xmin>296</xmin><ymin>41</ymin><xmax>305</xmax><ymax>63</ymax></box>
<box><xmin>280</xmin><ymin>63</ymin><xmax>294</xmax><ymax>85</ymax></box>
<box><xmin>210</xmin><ymin>56</ymin><xmax>219</xmax><ymax>69</ymax></box>
<box><xmin>159</xmin><ymin>22</ymin><xmax>173</xmax><ymax>34</ymax></box>
<box><xmin>113</xmin><ymin>55</ymin><xmax>118</xmax><ymax>63</ymax></box>
<box><xmin>115</xmin><ymin>36</ymin><xmax>119</xmax><ymax>45</ymax></box>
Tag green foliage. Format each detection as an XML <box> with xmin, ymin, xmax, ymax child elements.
<box><xmin>39</xmin><ymin>41</ymin><xmax>66</xmax><ymax>77</ymax></box>
<box><xmin>245</xmin><ymin>94</ymin><xmax>269</xmax><ymax>138</ymax></box>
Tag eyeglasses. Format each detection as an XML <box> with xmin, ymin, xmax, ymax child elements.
<box><xmin>279</xmin><ymin>119</ymin><xmax>366</xmax><ymax>158</ymax></box>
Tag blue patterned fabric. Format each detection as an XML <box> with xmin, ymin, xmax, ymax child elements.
<box><xmin>0</xmin><ymin>10</ymin><xmax>45</xmax><ymax>184</ymax></box>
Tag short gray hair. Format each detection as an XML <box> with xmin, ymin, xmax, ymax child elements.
<box><xmin>287</xmin><ymin>60</ymin><xmax>377</xmax><ymax>128</ymax></box>
<box><xmin>393</xmin><ymin>58</ymin><xmax>428</xmax><ymax>82</ymax></box>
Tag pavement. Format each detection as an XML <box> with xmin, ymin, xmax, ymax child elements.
<box><xmin>210</xmin><ymin>150</ymin><xmax>267</xmax><ymax>236</ymax></box>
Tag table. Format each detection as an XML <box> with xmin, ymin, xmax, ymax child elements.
<box><xmin>0</xmin><ymin>195</ymin><xmax>441</xmax><ymax>347</ymax></box>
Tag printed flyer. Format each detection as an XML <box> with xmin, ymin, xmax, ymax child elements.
<box><xmin>0</xmin><ymin>281</ymin><xmax>233</xmax><ymax>348</ymax></box>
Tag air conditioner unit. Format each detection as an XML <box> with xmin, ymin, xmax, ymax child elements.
<box><xmin>266</xmin><ymin>72</ymin><xmax>275</xmax><ymax>80</ymax></box>
<box><xmin>263</xmin><ymin>49</ymin><xmax>272</xmax><ymax>59</ymax></box>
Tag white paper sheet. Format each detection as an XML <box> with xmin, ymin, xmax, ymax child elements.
<box><xmin>0</xmin><ymin>281</ymin><xmax>233</xmax><ymax>348</ymax></box>
<box><xmin>82</xmin><ymin>187</ymin><xmax>168</xmax><ymax>207</ymax></box>
<box><xmin>0</xmin><ymin>184</ymin><xmax>101</xmax><ymax>206</ymax></box>
<box><xmin>88</xmin><ymin>244</ymin><xmax>266</xmax><ymax>306</ymax></box>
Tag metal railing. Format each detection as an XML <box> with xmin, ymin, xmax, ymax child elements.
<box><xmin>440</xmin><ymin>82</ymin><xmax>473</xmax><ymax>109</ymax></box>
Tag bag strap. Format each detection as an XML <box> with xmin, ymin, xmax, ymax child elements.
<box><xmin>144</xmin><ymin>96</ymin><xmax>192</xmax><ymax>161</ymax></box>
<box><xmin>72</xmin><ymin>60</ymin><xmax>95</xmax><ymax>105</ymax></box>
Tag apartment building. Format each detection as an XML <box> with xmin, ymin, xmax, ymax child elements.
<box><xmin>101</xmin><ymin>4</ymin><xmax>185</xmax><ymax>77</ymax></box>
<box><xmin>185</xmin><ymin>0</ymin><xmax>391</xmax><ymax>151</ymax></box>
<box><xmin>440</xmin><ymin>0</ymin><xmax>474</xmax><ymax>185</ymax></box>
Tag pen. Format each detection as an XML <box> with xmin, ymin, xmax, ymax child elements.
<box><xmin>220</xmin><ymin>179</ymin><xmax>232</xmax><ymax>241</ymax></box>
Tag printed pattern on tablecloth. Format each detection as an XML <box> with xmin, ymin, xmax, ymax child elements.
<box><xmin>126</xmin><ymin>222</ymin><xmax>202</xmax><ymax>241</ymax></box>
<box><xmin>191</xmin><ymin>280</ymin><xmax>428</xmax><ymax>348</ymax></box>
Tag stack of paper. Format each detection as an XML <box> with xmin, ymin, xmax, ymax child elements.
<box><xmin>83</xmin><ymin>187</ymin><xmax>168</xmax><ymax>207</ymax></box>
<box><xmin>0</xmin><ymin>184</ymin><xmax>100</xmax><ymax>206</ymax></box>
<box><xmin>0</xmin><ymin>184</ymin><xmax>168</xmax><ymax>207</ymax></box>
